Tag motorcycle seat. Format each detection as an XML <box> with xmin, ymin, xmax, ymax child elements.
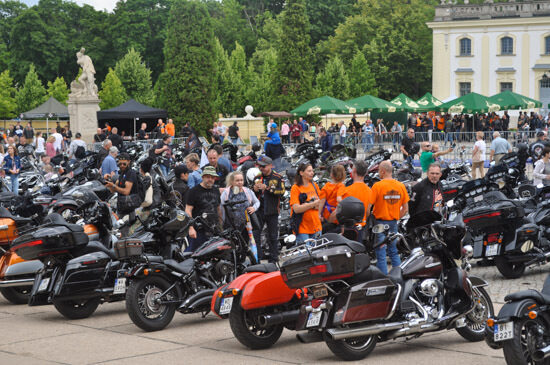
<box><xmin>145</xmin><ymin>255</ymin><xmax>163</xmax><ymax>263</ymax></box>
<box><xmin>164</xmin><ymin>258</ymin><xmax>194</xmax><ymax>274</ymax></box>
<box><xmin>244</xmin><ymin>263</ymin><xmax>278</xmax><ymax>274</ymax></box>
<box><xmin>85</xmin><ymin>241</ymin><xmax>117</xmax><ymax>260</ymax></box>
<box><xmin>504</xmin><ymin>289</ymin><xmax>550</xmax><ymax>305</ymax></box>
<box><xmin>388</xmin><ymin>266</ymin><xmax>404</xmax><ymax>286</ymax></box>
<box><xmin>43</xmin><ymin>213</ymin><xmax>83</xmax><ymax>233</ymax></box>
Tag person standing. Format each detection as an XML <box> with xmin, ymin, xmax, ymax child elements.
<box><xmin>228</xmin><ymin>121</ymin><xmax>241</xmax><ymax>145</ymax></box>
<box><xmin>290</xmin><ymin>120</ymin><xmax>302</xmax><ymax>144</ymax></box>
<box><xmin>401</xmin><ymin>128</ymin><xmax>418</xmax><ymax>164</ymax></box>
<box><xmin>172</xmin><ymin>164</ymin><xmax>189</xmax><ymax>203</ymax></box>
<box><xmin>100</xmin><ymin>146</ymin><xmax>119</xmax><ymax>181</ymax></box>
<box><xmin>137</xmin><ymin>123</ymin><xmax>148</xmax><ymax>140</ymax></box>
<box><xmin>533</xmin><ymin>147</ymin><xmax>550</xmax><ymax>187</ymax></box>
<box><xmin>12</xmin><ymin>121</ymin><xmax>23</xmax><ymax>138</ymax></box>
<box><xmin>391</xmin><ymin>121</ymin><xmax>402</xmax><ymax>150</ymax></box>
<box><xmin>94</xmin><ymin>128</ymin><xmax>106</xmax><ymax>143</ymax></box>
<box><xmin>185</xmin><ymin>153</ymin><xmax>202</xmax><ymax>189</ymax></box>
<box><xmin>206</xmin><ymin>147</ymin><xmax>229</xmax><ymax>189</ymax></box>
<box><xmin>34</xmin><ymin>131</ymin><xmax>45</xmax><ymax>159</ymax></box>
<box><xmin>280</xmin><ymin>120</ymin><xmax>290</xmax><ymax>144</ymax></box>
<box><xmin>363</xmin><ymin>120</ymin><xmax>374</xmax><ymax>152</ymax></box>
<box><xmin>3</xmin><ymin>145</ymin><xmax>20</xmax><ymax>194</ymax></box>
<box><xmin>110</xmin><ymin>127</ymin><xmax>123</xmax><ymax>151</ymax></box>
<box><xmin>105</xmin><ymin>153</ymin><xmax>139</xmax><ymax>218</ymax></box>
<box><xmin>319</xmin><ymin>165</ymin><xmax>346</xmax><ymax>228</ymax></box>
<box><xmin>220</xmin><ymin>171</ymin><xmax>260</xmax><ymax>231</ymax></box>
<box><xmin>490</xmin><ymin>131</ymin><xmax>512</xmax><ymax>164</ymax></box>
<box><xmin>51</xmin><ymin>128</ymin><xmax>63</xmax><ymax>153</ymax></box>
<box><xmin>339</xmin><ymin>121</ymin><xmax>347</xmax><ymax>145</ymax></box>
<box><xmin>319</xmin><ymin>127</ymin><xmax>333</xmax><ymax>154</ymax></box>
<box><xmin>409</xmin><ymin>162</ymin><xmax>443</xmax><ymax>217</ymax></box>
<box><xmin>185</xmin><ymin>166</ymin><xmax>222</xmax><ymax>251</ymax></box>
<box><xmin>96</xmin><ymin>139</ymin><xmax>112</xmax><ymax>168</ymax></box>
<box><xmin>252</xmin><ymin>155</ymin><xmax>285</xmax><ymax>262</ymax></box>
<box><xmin>444</xmin><ymin>116</ymin><xmax>453</xmax><ymax>147</ymax></box>
<box><xmin>68</xmin><ymin>133</ymin><xmax>87</xmax><ymax>160</ymax></box>
<box><xmin>471</xmin><ymin>131</ymin><xmax>486</xmax><ymax>179</ymax></box>
<box><xmin>165</xmin><ymin>119</ymin><xmax>175</xmax><ymax>137</ymax></box>
<box><xmin>419</xmin><ymin>141</ymin><xmax>452</xmax><ymax>172</ymax></box>
<box><xmin>370</xmin><ymin>161</ymin><xmax>409</xmax><ymax>275</ymax></box>
<box><xmin>290</xmin><ymin>163</ymin><xmax>322</xmax><ymax>243</ymax></box>
<box><xmin>154</xmin><ymin>134</ymin><xmax>173</xmax><ymax>176</ymax></box>
<box><xmin>216</xmin><ymin>121</ymin><xmax>227</xmax><ymax>144</ymax></box>
<box><xmin>23</xmin><ymin>122</ymin><xmax>34</xmax><ymax>141</ymax></box>
<box><xmin>46</xmin><ymin>135</ymin><xmax>56</xmax><ymax>158</ymax></box>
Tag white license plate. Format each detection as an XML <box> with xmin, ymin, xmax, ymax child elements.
<box><xmin>494</xmin><ymin>321</ymin><xmax>514</xmax><ymax>342</ymax></box>
<box><xmin>38</xmin><ymin>278</ymin><xmax>49</xmax><ymax>292</ymax></box>
<box><xmin>113</xmin><ymin>278</ymin><xmax>126</xmax><ymax>295</ymax></box>
<box><xmin>486</xmin><ymin>244</ymin><xmax>499</xmax><ymax>257</ymax></box>
<box><xmin>306</xmin><ymin>311</ymin><xmax>322</xmax><ymax>328</ymax></box>
<box><xmin>219</xmin><ymin>297</ymin><xmax>233</xmax><ymax>315</ymax></box>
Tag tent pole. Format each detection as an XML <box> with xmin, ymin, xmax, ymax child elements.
<box><xmin>133</xmin><ymin>117</ymin><xmax>136</xmax><ymax>139</ymax></box>
<box><xmin>46</xmin><ymin>118</ymin><xmax>49</xmax><ymax>136</ymax></box>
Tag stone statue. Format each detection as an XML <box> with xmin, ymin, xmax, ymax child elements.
<box><xmin>70</xmin><ymin>47</ymin><xmax>98</xmax><ymax>97</ymax></box>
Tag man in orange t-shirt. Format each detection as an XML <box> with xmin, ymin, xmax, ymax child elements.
<box><xmin>165</xmin><ymin>118</ymin><xmax>175</xmax><ymax>137</ymax></box>
<box><xmin>331</xmin><ymin>161</ymin><xmax>372</xmax><ymax>243</ymax></box>
<box><xmin>370</xmin><ymin>160</ymin><xmax>409</xmax><ymax>274</ymax></box>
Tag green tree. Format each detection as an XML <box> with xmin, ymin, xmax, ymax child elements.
<box><xmin>315</xmin><ymin>55</ymin><xmax>349</xmax><ymax>100</ymax></box>
<box><xmin>227</xmin><ymin>42</ymin><xmax>249</xmax><ymax>116</ymax></box>
<box><xmin>15</xmin><ymin>64</ymin><xmax>47</xmax><ymax>114</ymax></box>
<box><xmin>99</xmin><ymin>68</ymin><xmax>128</xmax><ymax>110</ymax></box>
<box><xmin>348</xmin><ymin>50</ymin><xmax>378</xmax><ymax>97</ymax></box>
<box><xmin>46</xmin><ymin>76</ymin><xmax>69</xmax><ymax>104</ymax></box>
<box><xmin>213</xmin><ymin>38</ymin><xmax>233</xmax><ymax>116</ymax></box>
<box><xmin>274</xmin><ymin>0</ymin><xmax>314</xmax><ymax>110</ymax></box>
<box><xmin>156</xmin><ymin>0</ymin><xmax>216</xmax><ymax>134</ymax></box>
<box><xmin>246</xmin><ymin>47</ymin><xmax>278</xmax><ymax>113</ymax></box>
<box><xmin>306</xmin><ymin>0</ymin><xmax>355</xmax><ymax>46</ymax></box>
<box><xmin>114</xmin><ymin>48</ymin><xmax>154</xmax><ymax>105</ymax></box>
<box><xmin>0</xmin><ymin>70</ymin><xmax>17</xmax><ymax>119</ymax></box>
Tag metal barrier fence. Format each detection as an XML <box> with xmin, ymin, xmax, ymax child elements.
<box><xmin>87</xmin><ymin>137</ymin><xmax>188</xmax><ymax>152</ymax></box>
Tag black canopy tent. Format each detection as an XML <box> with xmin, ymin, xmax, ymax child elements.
<box><xmin>96</xmin><ymin>99</ymin><xmax>168</xmax><ymax>137</ymax></box>
<box><xmin>21</xmin><ymin>96</ymin><xmax>69</xmax><ymax>132</ymax></box>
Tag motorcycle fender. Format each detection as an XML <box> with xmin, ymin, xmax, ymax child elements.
<box><xmin>29</xmin><ymin>266</ymin><xmax>61</xmax><ymax>306</ymax></box>
<box><xmin>211</xmin><ymin>283</ymin><xmax>231</xmax><ymax>318</ymax></box>
<box><xmin>468</xmin><ymin>276</ymin><xmax>489</xmax><ymax>288</ymax></box>
<box><xmin>3</xmin><ymin>260</ymin><xmax>42</xmax><ymax>278</ymax></box>
<box><xmin>496</xmin><ymin>299</ymin><xmax>535</xmax><ymax>321</ymax></box>
<box><xmin>240</xmin><ymin>271</ymin><xmax>296</xmax><ymax>311</ymax></box>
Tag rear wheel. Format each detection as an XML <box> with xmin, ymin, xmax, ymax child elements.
<box><xmin>53</xmin><ymin>297</ymin><xmax>100</xmax><ymax>319</ymax></box>
<box><xmin>229</xmin><ymin>298</ymin><xmax>283</xmax><ymax>349</ymax></box>
<box><xmin>456</xmin><ymin>287</ymin><xmax>494</xmax><ymax>342</ymax></box>
<box><xmin>324</xmin><ymin>332</ymin><xmax>377</xmax><ymax>361</ymax></box>
<box><xmin>495</xmin><ymin>257</ymin><xmax>526</xmax><ymax>279</ymax></box>
<box><xmin>125</xmin><ymin>276</ymin><xmax>178</xmax><ymax>332</ymax></box>
<box><xmin>0</xmin><ymin>286</ymin><xmax>30</xmax><ymax>305</ymax></box>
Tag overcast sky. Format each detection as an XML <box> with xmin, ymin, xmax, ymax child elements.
<box><xmin>21</xmin><ymin>0</ymin><xmax>118</xmax><ymax>12</ymax></box>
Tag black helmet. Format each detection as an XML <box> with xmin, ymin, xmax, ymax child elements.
<box><xmin>336</xmin><ymin>197</ymin><xmax>365</xmax><ymax>227</ymax></box>
<box><xmin>252</xmin><ymin>143</ymin><xmax>261</xmax><ymax>152</ymax></box>
<box><xmin>517</xmin><ymin>143</ymin><xmax>529</xmax><ymax>154</ymax></box>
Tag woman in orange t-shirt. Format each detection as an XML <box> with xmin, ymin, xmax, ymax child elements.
<box><xmin>320</xmin><ymin>165</ymin><xmax>346</xmax><ymax>222</ymax></box>
<box><xmin>290</xmin><ymin>163</ymin><xmax>322</xmax><ymax>243</ymax></box>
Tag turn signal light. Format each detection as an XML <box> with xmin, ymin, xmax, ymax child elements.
<box><xmin>487</xmin><ymin>318</ymin><xmax>494</xmax><ymax>328</ymax></box>
<box><xmin>143</xmin><ymin>269</ymin><xmax>150</xmax><ymax>276</ymax></box>
<box><xmin>218</xmin><ymin>291</ymin><xmax>223</xmax><ymax>298</ymax></box>
<box><xmin>231</xmin><ymin>289</ymin><xmax>239</xmax><ymax>296</ymax></box>
<box><xmin>529</xmin><ymin>311</ymin><xmax>537</xmax><ymax>319</ymax></box>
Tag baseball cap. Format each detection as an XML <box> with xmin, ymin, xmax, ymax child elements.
<box><xmin>257</xmin><ymin>155</ymin><xmax>273</xmax><ymax>166</ymax></box>
<box><xmin>270</xmin><ymin>122</ymin><xmax>277</xmax><ymax>129</ymax></box>
<box><xmin>201</xmin><ymin>166</ymin><xmax>219</xmax><ymax>177</ymax></box>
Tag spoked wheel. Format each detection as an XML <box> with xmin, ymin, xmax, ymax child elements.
<box><xmin>53</xmin><ymin>297</ymin><xmax>101</xmax><ymax>319</ymax></box>
<box><xmin>324</xmin><ymin>332</ymin><xmax>377</xmax><ymax>361</ymax></box>
<box><xmin>125</xmin><ymin>276</ymin><xmax>178</xmax><ymax>332</ymax></box>
<box><xmin>502</xmin><ymin>300</ymin><xmax>550</xmax><ymax>365</ymax></box>
<box><xmin>457</xmin><ymin>287</ymin><xmax>494</xmax><ymax>341</ymax></box>
<box><xmin>0</xmin><ymin>286</ymin><xmax>31</xmax><ymax>305</ymax></box>
<box><xmin>229</xmin><ymin>298</ymin><xmax>283</xmax><ymax>349</ymax></box>
<box><xmin>495</xmin><ymin>257</ymin><xmax>526</xmax><ymax>279</ymax></box>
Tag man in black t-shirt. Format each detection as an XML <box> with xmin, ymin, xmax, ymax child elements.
<box><xmin>228</xmin><ymin>121</ymin><xmax>241</xmax><ymax>145</ymax></box>
<box><xmin>110</xmin><ymin>127</ymin><xmax>123</xmax><ymax>151</ymax></box>
<box><xmin>94</xmin><ymin>128</ymin><xmax>106</xmax><ymax>143</ymax></box>
<box><xmin>154</xmin><ymin>134</ymin><xmax>172</xmax><ymax>176</ymax></box>
<box><xmin>206</xmin><ymin>148</ymin><xmax>229</xmax><ymax>189</ymax></box>
<box><xmin>185</xmin><ymin>166</ymin><xmax>222</xmax><ymax>251</ymax></box>
<box><xmin>138</xmin><ymin>123</ymin><xmax>148</xmax><ymax>140</ymax></box>
<box><xmin>105</xmin><ymin>152</ymin><xmax>138</xmax><ymax>216</ymax></box>
<box><xmin>400</xmin><ymin>128</ymin><xmax>418</xmax><ymax>164</ymax></box>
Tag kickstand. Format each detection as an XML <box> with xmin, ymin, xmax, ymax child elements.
<box><xmin>404</xmin><ymin>334</ymin><xmax>422</xmax><ymax>341</ymax></box>
<box><xmin>201</xmin><ymin>310</ymin><xmax>210</xmax><ymax>318</ymax></box>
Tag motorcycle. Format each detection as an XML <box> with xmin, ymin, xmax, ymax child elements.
<box><xmin>272</xmin><ymin>211</ymin><xmax>493</xmax><ymax>361</ymax></box>
<box><xmin>485</xmin><ymin>273</ymin><xmax>550</xmax><ymax>364</ymax></box>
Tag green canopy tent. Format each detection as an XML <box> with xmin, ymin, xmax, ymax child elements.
<box><xmin>488</xmin><ymin>90</ymin><xmax>542</xmax><ymax>110</ymax></box>
<box><xmin>416</xmin><ymin>92</ymin><xmax>443</xmax><ymax>112</ymax></box>
<box><xmin>346</xmin><ymin>95</ymin><xmax>404</xmax><ymax>113</ymax></box>
<box><xmin>435</xmin><ymin>92</ymin><xmax>501</xmax><ymax>114</ymax></box>
<box><xmin>390</xmin><ymin>93</ymin><xmax>422</xmax><ymax>112</ymax></box>
<box><xmin>290</xmin><ymin>96</ymin><xmax>356</xmax><ymax>116</ymax></box>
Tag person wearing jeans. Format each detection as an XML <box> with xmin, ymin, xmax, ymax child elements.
<box><xmin>374</xmin><ymin>219</ymin><xmax>400</xmax><ymax>273</ymax></box>
<box><xmin>3</xmin><ymin>145</ymin><xmax>20</xmax><ymax>194</ymax></box>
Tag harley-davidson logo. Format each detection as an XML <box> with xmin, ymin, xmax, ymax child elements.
<box><xmin>383</xmin><ymin>190</ymin><xmax>401</xmax><ymax>205</ymax></box>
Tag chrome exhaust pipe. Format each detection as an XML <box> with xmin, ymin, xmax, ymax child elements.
<box><xmin>0</xmin><ymin>278</ymin><xmax>34</xmax><ymax>288</ymax></box>
<box><xmin>532</xmin><ymin>345</ymin><xmax>550</xmax><ymax>362</ymax></box>
<box><xmin>327</xmin><ymin>321</ymin><xmax>411</xmax><ymax>340</ymax></box>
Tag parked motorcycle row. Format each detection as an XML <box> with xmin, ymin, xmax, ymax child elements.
<box><xmin>0</xmin><ymin>139</ymin><xmax>548</xmax><ymax>363</ymax></box>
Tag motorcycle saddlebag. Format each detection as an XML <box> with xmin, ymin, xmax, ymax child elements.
<box><xmin>114</xmin><ymin>239</ymin><xmax>144</xmax><ymax>260</ymax></box>
<box><xmin>462</xmin><ymin>191</ymin><xmax>524</xmax><ymax>232</ymax></box>
<box><xmin>0</xmin><ymin>218</ymin><xmax>18</xmax><ymax>245</ymax></box>
<box><xmin>11</xmin><ymin>226</ymin><xmax>89</xmax><ymax>261</ymax></box>
<box><xmin>440</xmin><ymin>179</ymin><xmax>466</xmax><ymax>202</ymax></box>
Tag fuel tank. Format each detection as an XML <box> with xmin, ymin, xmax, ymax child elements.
<box><xmin>402</xmin><ymin>253</ymin><xmax>442</xmax><ymax>279</ymax></box>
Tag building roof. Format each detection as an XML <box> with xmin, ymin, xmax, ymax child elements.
<box><xmin>433</xmin><ymin>1</ymin><xmax>550</xmax><ymax>22</ymax></box>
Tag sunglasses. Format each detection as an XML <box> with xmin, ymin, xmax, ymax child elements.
<box><xmin>118</xmin><ymin>161</ymin><xmax>128</xmax><ymax>166</ymax></box>
<box><xmin>257</xmin><ymin>165</ymin><xmax>267</xmax><ymax>169</ymax></box>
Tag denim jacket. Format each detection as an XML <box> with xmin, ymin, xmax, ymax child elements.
<box><xmin>3</xmin><ymin>154</ymin><xmax>21</xmax><ymax>175</ymax></box>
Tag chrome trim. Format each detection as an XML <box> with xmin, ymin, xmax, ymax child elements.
<box><xmin>385</xmin><ymin>284</ymin><xmax>402</xmax><ymax>320</ymax></box>
<box><xmin>0</xmin><ymin>278</ymin><xmax>34</xmax><ymax>287</ymax></box>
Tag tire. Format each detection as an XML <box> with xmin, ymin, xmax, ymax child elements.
<box><xmin>324</xmin><ymin>332</ymin><xmax>377</xmax><ymax>361</ymax></box>
<box><xmin>0</xmin><ymin>286</ymin><xmax>30</xmax><ymax>305</ymax></box>
<box><xmin>456</xmin><ymin>287</ymin><xmax>494</xmax><ymax>342</ymax></box>
<box><xmin>228</xmin><ymin>298</ymin><xmax>283</xmax><ymax>349</ymax></box>
<box><xmin>495</xmin><ymin>257</ymin><xmax>526</xmax><ymax>279</ymax></box>
<box><xmin>502</xmin><ymin>299</ymin><xmax>550</xmax><ymax>365</ymax></box>
<box><xmin>53</xmin><ymin>297</ymin><xmax>100</xmax><ymax>319</ymax></box>
<box><xmin>125</xmin><ymin>276</ymin><xmax>177</xmax><ymax>332</ymax></box>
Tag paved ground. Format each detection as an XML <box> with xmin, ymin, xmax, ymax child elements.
<box><xmin>0</xmin><ymin>263</ymin><xmax>546</xmax><ymax>365</ymax></box>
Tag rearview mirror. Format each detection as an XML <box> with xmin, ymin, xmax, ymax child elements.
<box><xmin>372</xmin><ymin>224</ymin><xmax>389</xmax><ymax>234</ymax></box>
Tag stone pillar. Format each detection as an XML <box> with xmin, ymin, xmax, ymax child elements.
<box><xmin>67</xmin><ymin>95</ymin><xmax>101</xmax><ymax>144</ymax></box>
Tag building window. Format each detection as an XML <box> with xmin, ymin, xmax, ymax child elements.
<box><xmin>546</xmin><ymin>36</ymin><xmax>550</xmax><ymax>55</ymax></box>
<box><xmin>459</xmin><ymin>38</ymin><xmax>471</xmax><ymax>56</ymax></box>
<box><xmin>501</xmin><ymin>36</ymin><xmax>513</xmax><ymax>55</ymax></box>
<box><xmin>459</xmin><ymin>82</ymin><xmax>471</xmax><ymax>96</ymax></box>
<box><xmin>500</xmin><ymin>82</ymin><xmax>513</xmax><ymax>92</ymax></box>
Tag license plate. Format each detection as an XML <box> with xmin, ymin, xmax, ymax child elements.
<box><xmin>313</xmin><ymin>287</ymin><xmax>328</xmax><ymax>298</ymax></box>
<box><xmin>306</xmin><ymin>311</ymin><xmax>322</xmax><ymax>328</ymax></box>
<box><xmin>219</xmin><ymin>297</ymin><xmax>233</xmax><ymax>315</ymax></box>
<box><xmin>486</xmin><ymin>244</ymin><xmax>499</xmax><ymax>257</ymax></box>
<box><xmin>494</xmin><ymin>322</ymin><xmax>514</xmax><ymax>342</ymax></box>
<box><xmin>113</xmin><ymin>278</ymin><xmax>126</xmax><ymax>295</ymax></box>
<box><xmin>38</xmin><ymin>278</ymin><xmax>50</xmax><ymax>292</ymax></box>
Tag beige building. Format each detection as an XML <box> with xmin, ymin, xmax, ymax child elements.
<box><xmin>428</xmin><ymin>1</ymin><xmax>550</xmax><ymax>115</ymax></box>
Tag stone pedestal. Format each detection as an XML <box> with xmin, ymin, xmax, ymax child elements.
<box><xmin>67</xmin><ymin>95</ymin><xmax>100</xmax><ymax>144</ymax></box>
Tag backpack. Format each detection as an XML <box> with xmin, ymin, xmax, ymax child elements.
<box><xmin>75</xmin><ymin>145</ymin><xmax>86</xmax><ymax>159</ymax></box>
<box><xmin>136</xmin><ymin>174</ymin><xmax>151</xmax><ymax>203</ymax></box>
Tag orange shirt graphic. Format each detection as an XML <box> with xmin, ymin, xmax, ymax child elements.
<box><xmin>337</xmin><ymin>182</ymin><xmax>372</xmax><ymax>226</ymax></box>
<box><xmin>320</xmin><ymin>181</ymin><xmax>344</xmax><ymax>220</ymax></box>
<box><xmin>290</xmin><ymin>182</ymin><xmax>322</xmax><ymax>234</ymax></box>
<box><xmin>371</xmin><ymin>179</ymin><xmax>409</xmax><ymax>221</ymax></box>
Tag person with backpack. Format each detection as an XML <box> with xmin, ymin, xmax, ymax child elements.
<box><xmin>105</xmin><ymin>152</ymin><xmax>142</xmax><ymax>218</ymax></box>
<box><xmin>68</xmin><ymin>133</ymin><xmax>87</xmax><ymax>161</ymax></box>
<box><xmin>220</xmin><ymin>171</ymin><xmax>260</xmax><ymax>231</ymax></box>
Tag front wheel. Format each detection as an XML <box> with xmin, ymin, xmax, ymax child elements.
<box><xmin>324</xmin><ymin>332</ymin><xmax>377</xmax><ymax>361</ymax></box>
<box><xmin>0</xmin><ymin>286</ymin><xmax>30</xmax><ymax>305</ymax></box>
<box><xmin>456</xmin><ymin>287</ymin><xmax>494</xmax><ymax>342</ymax></box>
<box><xmin>502</xmin><ymin>300</ymin><xmax>550</xmax><ymax>365</ymax></box>
<box><xmin>53</xmin><ymin>297</ymin><xmax>100</xmax><ymax>319</ymax></box>
<box><xmin>495</xmin><ymin>257</ymin><xmax>526</xmax><ymax>279</ymax></box>
<box><xmin>228</xmin><ymin>298</ymin><xmax>283</xmax><ymax>349</ymax></box>
<box><xmin>125</xmin><ymin>276</ymin><xmax>178</xmax><ymax>332</ymax></box>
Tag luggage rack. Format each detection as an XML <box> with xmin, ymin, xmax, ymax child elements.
<box><xmin>280</xmin><ymin>236</ymin><xmax>334</xmax><ymax>263</ymax></box>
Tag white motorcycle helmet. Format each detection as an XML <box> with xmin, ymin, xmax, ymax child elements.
<box><xmin>246</xmin><ymin>167</ymin><xmax>262</xmax><ymax>186</ymax></box>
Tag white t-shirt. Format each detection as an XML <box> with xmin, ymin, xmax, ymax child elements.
<box><xmin>340</xmin><ymin>124</ymin><xmax>347</xmax><ymax>137</ymax></box>
<box><xmin>474</xmin><ymin>140</ymin><xmax>486</xmax><ymax>161</ymax></box>
<box><xmin>35</xmin><ymin>137</ymin><xmax>45</xmax><ymax>153</ymax></box>
<box><xmin>52</xmin><ymin>132</ymin><xmax>63</xmax><ymax>152</ymax></box>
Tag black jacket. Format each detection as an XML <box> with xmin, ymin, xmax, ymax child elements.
<box><xmin>256</xmin><ymin>170</ymin><xmax>285</xmax><ymax>216</ymax></box>
<box><xmin>409</xmin><ymin>178</ymin><xmax>442</xmax><ymax>217</ymax></box>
